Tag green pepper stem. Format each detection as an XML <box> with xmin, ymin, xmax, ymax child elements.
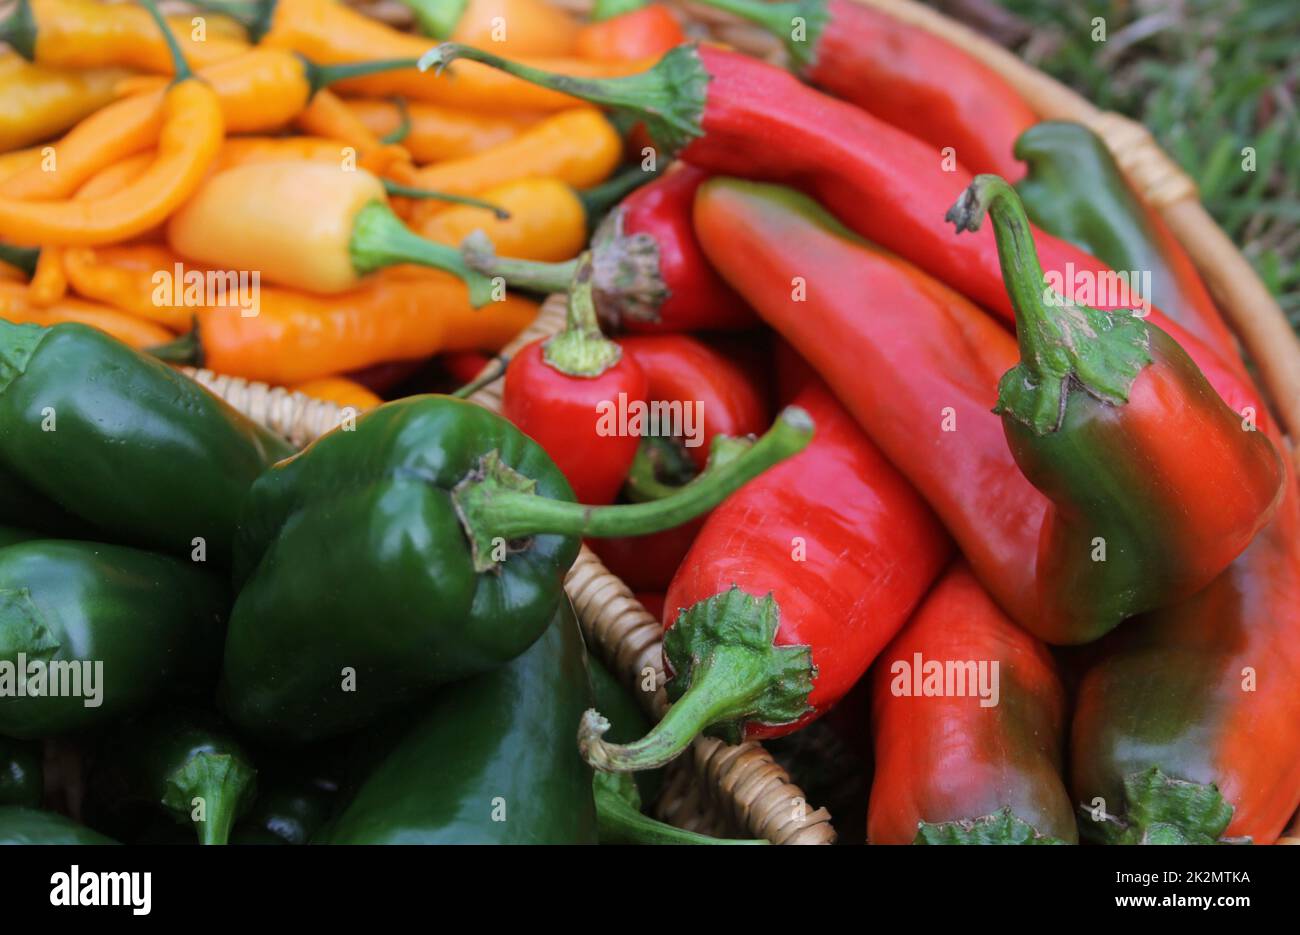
<box><xmin>350</xmin><ymin>201</ymin><xmax>495</xmax><ymax>307</ymax></box>
<box><xmin>183</xmin><ymin>752</ymin><xmax>256</xmax><ymax>846</ymax></box>
<box><xmin>381</xmin><ymin>180</ymin><xmax>510</xmax><ymax>219</ymax></box>
<box><xmin>186</xmin><ymin>0</ymin><xmax>277</xmax><ymax>42</ymax></box>
<box><xmin>622</xmin><ymin>439</ymin><xmax>689</xmax><ymax>503</ymax></box>
<box><xmin>576</xmin><ymin>166</ymin><xmax>662</xmax><ymax>225</ymax></box>
<box><xmin>541</xmin><ymin>253</ymin><xmax>622</xmax><ymax>376</ymax></box>
<box><xmin>0</xmin><ymin>0</ymin><xmax>36</xmax><ymax>61</ymax></box>
<box><xmin>450</xmin><ymin>353</ymin><xmax>509</xmax><ymax>398</ymax></box>
<box><xmin>590</xmin><ymin>0</ymin><xmax>645</xmax><ymax>22</ymax></box>
<box><xmin>417</xmin><ymin>42</ymin><xmax>709</xmax><ymax>155</ymax></box>
<box><xmin>594</xmin><ymin>774</ymin><xmax>767</xmax><ymax>845</ymax></box>
<box><xmin>379</xmin><ymin>97</ymin><xmax>412</xmax><ymax>145</ymax></box>
<box><xmin>461</xmin><ymin>230</ymin><xmax>578</xmax><ymax>294</ymax></box>
<box><xmin>139</xmin><ymin>0</ymin><xmax>194</xmax><ymax>83</ymax></box>
<box><xmin>690</xmin><ymin>0</ymin><xmax>826</xmax><ymax>72</ymax></box>
<box><xmin>0</xmin><ymin>243</ymin><xmax>39</xmax><ymax>278</ymax></box>
<box><xmin>147</xmin><ymin>320</ymin><xmax>203</xmax><ymax>366</ymax></box>
<box><xmin>578</xmin><ymin>588</ymin><xmax>814</xmax><ymax>772</ymax></box>
<box><xmin>396</xmin><ymin>0</ymin><xmax>467</xmax><ymax>38</ymax></box>
<box><xmin>303</xmin><ymin>57</ymin><xmax>424</xmax><ymax>97</ymax></box>
<box><xmin>453</xmin><ymin>406</ymin><xmax>813</xmax><ymax>571</ymax></box>
<box><xmin>946</xmin><ymin>174</ymin><xmax>1151</xmax><ymax>435</ymax></box>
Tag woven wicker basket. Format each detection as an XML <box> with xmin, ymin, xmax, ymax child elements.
<box><xmin>192</xmin><ymin>0</ymin><xmax>1300</xmax><ymax>844</ymax></box>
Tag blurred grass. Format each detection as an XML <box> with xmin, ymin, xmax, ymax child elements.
<box><xmin>999</xmin><ymin>0</ymin><xmax>1299</xmax><ymax>325</ymax></box>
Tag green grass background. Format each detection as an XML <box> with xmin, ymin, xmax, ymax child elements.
<box><xmin>1001</xmin><ymin>0</ymin><xmax>1298</xmax><ymax>325</ymax></box>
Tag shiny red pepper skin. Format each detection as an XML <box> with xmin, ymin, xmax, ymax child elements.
<box><xmin>579</xmin><ymin>380</ymin><xmax>950</xmax><ymax>773</ymax></box>
<box><xmin>700</xmin><ymin>0</ymin><xmax>1035</xmax><ymax>179</ymax></box>
<box><xmin>694</xmin><ymin>178</ymin><xmax>1280</xmax><ymax>645</ymax></box>
<box><xmin>503</xmin><ymin>337</ymin><xmax>648</xmax><ymax>505</ymax></box>
<box><xmin>869</xmin><ymin>564</ymin><xmax>1076</xmax><ymax>844</ymax></box>
<box><xmin>588</xmin><ymin>518</ymin><xmax>701</xmax><ymax>592</ymax></box>
<box><xmin>600</xmin><ymin>166</ymin><xmax>754</xmax><ymax>333</ymax></box>
<box><xmin>440</xmin><ymin>42</ymin><xmax>1254</xmax><ymax>404</ymax></box>
<box><xmin>615</xmin><ymin>333</ymin><xmax>767</xmax><ymax>470</ymax></box>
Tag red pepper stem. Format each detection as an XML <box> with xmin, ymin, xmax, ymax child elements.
<box><xmin>541</xmin><ymin>253</ymin><xmax>622</xmax><ymax>376</ymax></box>
<box><xmin>453</xmin><ymin>406</ymin><xmax>813</xmax><ymax>572</ymax></box>
<box><xmin>692</xmin><ymin>0</ymin><xmax>826</xmax><ymax>71</ymax></box>
<box><xmin>579</xmin><ymin>588</ymin><xmax>815</xmax><ymax>772</ymax></box>
<box><xmin>946</xmin><ymin>174</ymin><xmax>1151</xmax><ymax>435</ymax></box>
<box><xmin>350</xmin><ymin>201</ymin><xmax>496</xmax><ymax>307</ymax></box>
<box><xmin>0</xmin><ymin>0</ymin><xmax>36</xmax><ymax>61</ymax></box>
<box><xmin>417</xmin><ymin>42</ymin><xmax>710</xmax><ymax>155</ymax></box>
<box><xmin>139</xmin><ymin>0</ymin><xmax>194</xmax><ymax>83</ymax></box>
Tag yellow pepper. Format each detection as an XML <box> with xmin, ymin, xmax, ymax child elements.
<box><xmin>0</xmin><ymin>52</ymin><xmax>132</xmax><ymax>153</ymax></box>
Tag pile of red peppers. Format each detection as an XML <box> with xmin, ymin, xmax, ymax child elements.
<box><xmin>425</xmin><ymin>11</ymin><xmax>1300</xmax><ymax>847</ymax></box>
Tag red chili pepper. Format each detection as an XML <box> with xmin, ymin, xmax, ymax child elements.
<box><xmin>502</xmin><ymin>253</ymin><xmax>648</xmax><ymax>504</ymax></box>
<box><xmin>632</xmin><ymin>591</ymin><xmax>666</xmax><ymax>623</ymax></box>
<box><xmin>428</xmin><ymin>43</ymin><xmax>1252</xmax><ymax>394</ymax></box>
<box><xmin>1071</xmin><ymin>473</ymin><xmax>1300</xmax><ymax>844</ymax></box>
<box><xmin>439</xmin><ymin>350</ymin><xmax>493</xmax><ymax>387</ymax></box>
<box><xmin>576</xmin><ymin>6</ymin><xmax>687</xmax><ymax>63</ymax></box>
<box><xmin>463</xmin><ymin>165</ymin><xmax>755</xmax><ymax>333</ymax></box>
<box><xmin>869</xmin><ymin>563</ymin><xmax>1076</xmax><ymax>844</ymax></box>
<box><xmin>588</xmin><ymin>519</ymin><xmax>702</xmax><ymax>592</ymax></box>
<box><xmin>695</xmin><ymin>0</ymin><xmax>1035</xmax><ymax>180</ymax></box>
<box><xmin>693</xmin><ymin>177</ymin><xmax>1281</xmax><ymax>646</ymax></box>
<box><xmin>579</xmin><ymin>380</ymin><xmax>951</xmax><ymax>771</ymax></box>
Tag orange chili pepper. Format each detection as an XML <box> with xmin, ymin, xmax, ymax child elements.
<box><xmin>26</xmin><ymin>244</ymin><xmax>65</xmax><ymax>306</ymax></box>
<box><xmin>0</xmin><ymin>0</ymin><xmax>248</xmax><ymax>73</ymax></box>
<box><xmin>344</xmin><ymin>98</ymin><xmax>541</xmax><ymax>164</ymax></box>
<box><xmin>398</xmin><ymin>108</ymin><xmax>620</xmax><ymax>224</ymax></box>
<box><xmin>74</xmin><ymin>150</ymin><xmax>154</xmax><ymax>198</ymax></box>
<box><xmin>401</xmin><ymin>0</ymin><xmax>580</xmax><ymax>56</ymax></box>
<box><xmin>412</xmin><ymin>177</ymin><xmax>587</xmax><ymax>262</ymax></box>
<box><xmin>255</xmin><ymin>0</ymin><xmax>649</xmax><ymax>110</ymax></box>
<box><xmin>62</xmin><ymin>243</ymin><xmax>195</xmax><ymax>331</ymax></box>
<box><xmin>0</xmin><ymin>78</ymin><xmax>224</xmax><ymax>246</ymax></box>
<box><xmin>575</xmin><ymin>5</ymin><xmax>686</xmax><ymax>62</ymax></box>
<box><xmin>293</xmin><ymin>88</ymin><xmax>412</xmax><ymax>173</ymax></box>
<box><xmin>290</xmin><ymin>376</ymin><xmax>382</xmax><ymax>410</ymax></box>
<box><xmin>0</xmin><ymin>279</ymin><xmax>173</xmax><ymax>348</ymax></box>
<box><xmin>149</xmin><ymin>273</ymin><xmax>537</xmax><ymax>384</ymax></box>
<box><xmin>0</xmin><ymin>48</ymin><xmax>421</xmax><ymax>200</ymax></box>
<box><xmin>0</xmin><ymin>53</ymin><xmax>132</xmax><ymax>154</ymax></box>
<box><xmin>213</xmin><ymin>135</ymin><xmax>355</xmax><ymax>171</ymax></box>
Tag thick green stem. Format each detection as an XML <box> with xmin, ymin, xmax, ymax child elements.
<box><xmin>397</xmin><ymin>0</ymin><xmax>467</xmax><ymax>38</ymax></box>
<box><xmin>303</xmin><ymin>57</ymin><xmax>424</xmax><ymax>97</ymax></box>
<box><xmin>692</xmin><ymin>0</ymin><xmax>827</xmax><ymax>72</ymax></box>
<box><xmin>622</xmin><ymin>437</ymin><xmax>692</xmax><ymax>503</ymax></box>
<box><xmin>946</xmin><ymin>174</ymin><xmax>1151</xmax><ymax>435</ymax></box>
<box><xmin>417</xmin><ymin>42</ymin><xmax>709</xmax><ymax>155</ymax></box>
<box><xmin>350</xmin><ymin>201</ymin><xmax>495</xmax><ymax>306</ymax></box>
<box><xmin>453</xmin><ymin>406</ymin><xmax>813</xmax><ymax>571</ymax></box>
<box><xmin>462</xmin><ymin>230</ymin><xmax>578</xmax><ymax>293</ymax></box>
<box><xmin>594</xmin><ymin>772</ymin><xmax>767</xmax><ymax>844</ymax></box>
<box><xmin>0</xmin><ymin>244</ymin><xmax>39</xmax><ymax>278</ymax></box>
<box><xmin>0</xmin><ymin>0</ymin><xmax>36</xmax><ymax>61</ymax></box>
<box><xmin>379</xmin><ymin>97</ymin><xmax>412</xmax><ymax>144</ymax></box>
<box><xmin>541</xmin><ymin>253</ymin><xmax>621</xmax><ymax>376</ymax></box>
<box><xmin>579</xmin><ymin>588</ymin><xmax>815</xmax><ymax>771</ymax></box>
<box><xmin>139</xmin><ymin>0</ymin><xmax>193</xmax><ymax>82</ymax></box>
<box><xmin>382</xmin><ymin>181</ymin><xmax>509</xmax><ymax>219</ymax></box>
<box><xmin>170</xmin><ymin>751</ymin><xmax>257</xmax><ymax>846</ymax></box>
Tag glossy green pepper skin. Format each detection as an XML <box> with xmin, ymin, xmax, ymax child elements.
<box><xmin>86</xmin><ymin>711</ymin><xmax>257</xmax><ymax>846</ymax></box>
<box><xmin>222</xmin><ymin>395</ymin><xmax>578</xmax><ymax>744</ymax></box>
<box><xmin>232</xmin><ymin>759</ymin><xmax>339</xmax><ymax>845</ymax></box>
<box><xmin>0</xmin><ymin>540</ymin><xmax>228</xmax><ymax>738</ymax></box>
<box><xmin>1013</xmin><ymin>121</ymin><xmax>1238</xmax><ymax>360</ymax></box>
<box><xmin>0</xmin><ymin>806</ymin><xmax>117</xmax><ymax>844</ymax></box>
<box><xmin>317</xmin><ymin>600</ymin><xmax>598</xmax><ymax>844</ymax></box>
<box><xmin>0</xmin><ymin>321</ymin><xmax>293</xmax><ymax>561</ymax></box>
<box><xmin>0</xmin><ymin>737</ymin><xmax>42</xmax><ymax>807</ymax></box>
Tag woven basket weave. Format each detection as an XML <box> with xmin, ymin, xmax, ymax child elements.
<box><xmin>194</xmin><ymin>0</ymin><xmax>1300</xmax><ymax>844</ymax></box>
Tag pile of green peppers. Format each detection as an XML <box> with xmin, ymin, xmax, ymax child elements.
<box><xmin>0</xmin><ymin>319</ymin><xmax>804</xmax><ymax>845</ymax></box>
